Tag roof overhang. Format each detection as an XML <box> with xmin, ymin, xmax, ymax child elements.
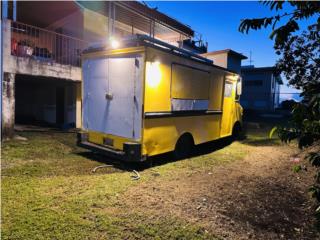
<box><xmin>77</xmin><ymin>1</ymin><xmax>194</xmax><ymax>38</ymax></box>
<box><xmin>118</xmin><ymin>1</ymin><xmax>194</xmax><ymax>37</ymax></box>
<box><xmin>241</xmin><ymin>66</ymin><xmax>284</xmax><ymax>85</ymax></box>
<box><xmin>17</xmin><ymin>1</ymin><xmax>79</xmax><ymax>28</ymax></box>
<box><xmin>203</xmin><ymin>49</ymin><xmax>247</xmax><ymax>60</ymax></box>
<box><xmin>241</xmin><ymin>66</ymin><xmax>276</xmax><ymax>72</ymax></box>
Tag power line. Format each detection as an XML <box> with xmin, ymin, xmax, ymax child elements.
<box><xmin>277</xmin><ymin>92</ymin><xmax>301</xmax><ymax>94</ymax></box>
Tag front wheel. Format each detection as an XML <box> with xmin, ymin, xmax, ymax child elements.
<box><xmin>174</xmin><ymin>134</ymin><xmax>194</xmax><ymax>160</ymax></box>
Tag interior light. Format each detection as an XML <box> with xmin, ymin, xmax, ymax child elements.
<box><xmin>146</xmin><ymin>61</ymin><xmax>162</xmax><ymax>88</ymax></box>
<box><xmin>237</xmin><ymin>76</ymin><xmax>242</xmax><ymax>95</ymax></box>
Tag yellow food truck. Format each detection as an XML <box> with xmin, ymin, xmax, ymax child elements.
<box><xmin>78</xmin><ymin>35</ymin><xmax>243</xmax><ymax>161</ymax></box>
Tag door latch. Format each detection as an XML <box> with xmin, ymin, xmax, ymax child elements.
<box><xmin>105</xmin><ymin>93</ymin><xmax>113</xmax><ymax>100</ymax></box>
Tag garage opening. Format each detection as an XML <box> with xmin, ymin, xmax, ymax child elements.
<box><xmin>15</xmin><ymin>74</ymin><xmax>80</xmax><ymax>128</ymax></box>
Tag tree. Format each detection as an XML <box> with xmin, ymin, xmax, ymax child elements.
<box><xmin>239</xmin><ymin>1</ymin><xmax>320</xmax><ymax>46</ymax></box>
<box><xmin>239</xmin><ymin>1</ymin><xmax>319</xmax><ymax>87</ymax></box>
<box><xmin>239</xmin><ymin>0</ymin><xmax>320</xmax><ymax>224</ymax></box>
<box><xmin>275</xmin><ymin>25</ymin><xmax>319</xmax><ymax>90</ymax></box>
<box><xmin>281</xmin><ymin>99</ymin><xmax>296</xmax><ymax>110</ymax></box>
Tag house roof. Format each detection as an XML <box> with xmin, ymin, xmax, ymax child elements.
<box><xmin>241</xmin><ymin>66</ymin><xmax>276</xmax><ymax>72</ymax></box>
<box><xmin>118</xmin><ymin>1</ymin><xmax>194</xmax><ymax>37</ymax></box>
<box><xmin>241</xmin><ymin>66</ymin><xmax>283</xmax><ymax>84</ymax></box>
<box><xmin>202</xmin><ymin>49</ymin><xmax>248</xmax><ymax>60</ymax></box>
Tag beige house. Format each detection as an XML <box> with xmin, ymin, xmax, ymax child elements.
<box><xmin>1</xmin><ymin>1</ymin><xmax>197</xmax><ymax>137</ymax></box>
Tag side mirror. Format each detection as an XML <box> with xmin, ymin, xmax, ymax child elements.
<box><xmin>236</xmin><ymin>79</ymin><xmax>242</xmax><ymax>95</ymax></box>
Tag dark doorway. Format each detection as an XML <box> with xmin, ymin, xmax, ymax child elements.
<box><xmin>56</xmin><ymin>87</ymin><xmax>65</xmax><ymax>125</ymax></box>
<box><xmin>15</xmin><ymin>74</ymin><xmax>77</xmax><ymax>128</ymax></box>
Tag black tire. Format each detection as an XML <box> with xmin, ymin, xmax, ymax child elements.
<box><xmin>232</xmin><ymin>122</ymin><xmax>242</xmax><ymax>140</ymax></box>
<box><xmin>174</xmin><ymin>133</ymin><xmax>194</xmax><ymax>160</ymax></box>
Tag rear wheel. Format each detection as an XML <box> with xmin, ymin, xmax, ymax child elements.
<box><xmin>174</xmin><ymin>133</ymin><xmax>194</xmax><ymax>160</ymax></box>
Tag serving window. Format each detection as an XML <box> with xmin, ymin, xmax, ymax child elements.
<box><xmin>171</xmin><ymin>64</ymin><xmax>210</xmax><ymax>111</ymax></box>
<box><xmin>224</xmin><ymin>82</ymin><xmax>233</xmax><ymax>98</ymax></box>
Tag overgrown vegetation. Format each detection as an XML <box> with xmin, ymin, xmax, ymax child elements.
<box><xmin>239</xmin><ymin>0</ymin><xmax>320</xmax><ymax>224</ymax></box>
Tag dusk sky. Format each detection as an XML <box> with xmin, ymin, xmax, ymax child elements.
<box><xmin>146</xmin><ymin>1</ymin><xmax>314</xmax><ymax>99</ymax></box>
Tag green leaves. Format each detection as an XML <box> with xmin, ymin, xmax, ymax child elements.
<box><xmin>308</xmin><ymin>152</ymin><xmax>320</xmax><ymax>219</ymax></box>
<box><xmin>308</xmin><ymin>152</ymin><xmax>320</xmax><ymax>167</ymax></box>
<box><xmin>309</xmin><ymin>185</ymin><xmax>320</xmax><ymax>202</ymax></box>
<box><xmin>239</xmin><ymin>17</ymin><xmax>301</xmax><ymax>47</ymax></box>
<box><xmin>271</xmin><ymin>20</ymin><xmax>300</xmax><ymax>47</ymax></box>
<box><xmin>269</xmin><ymin>126</ymin><xmax>278</xmax><ymax>139</ymax></box>
<box><xmin>273</xmin><ymin>126</ymin><xmax>299</xmax><ymax>144</ymax></box>
<box><xmin>261</xmin><ymin>1</ymin><xmax>284</xmax><ymax>11</ymax></box>
<box><xmin>270</xmin><ymin>83</ymin><xmax>319</xmax><ymax>151</ymax></box>
<box><xmin>292</xmin><ymin>164</ymin><xmax>302</xmax><ymax>173</ymax></box>
<box><xmin>239</xmin><ymin>17</ymin><xmax>274</xmax><ymax>34</ymax></box>
<box><xmin>239</xmin><ymin>1</ymin><xmax>320</xmax><ymax>48</ymax></box>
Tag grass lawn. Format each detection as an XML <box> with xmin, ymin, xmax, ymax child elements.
<box><xmin>1</xmin><ymin>124</ymin><xmax>317</xmax><ymax>239</ymax></box>
<box><xmin>2</xmin><ymin>131</ymin><xmax>225</xmax><ymax>240</ymax></box>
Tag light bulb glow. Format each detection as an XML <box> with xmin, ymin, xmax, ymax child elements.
<box><xmin>236</xmin><ymin>77</ymin><xmax>242</xmax><ymax>95</ymax></box>
<box><xmin>110</xmin><ymin>39</ymin><xmax>120</xmax><ymax>49</ymax></box>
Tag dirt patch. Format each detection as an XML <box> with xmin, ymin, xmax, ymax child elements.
<box><xmin>119</xmin><ymin>144</ymin><xmax>319</xmax><ymax>239</ymax></box>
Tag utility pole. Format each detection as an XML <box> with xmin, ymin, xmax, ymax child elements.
<box><xmin>249</xmin><ymin>50</ymin><xmax>254</xmax><ymax>66</ymax></box>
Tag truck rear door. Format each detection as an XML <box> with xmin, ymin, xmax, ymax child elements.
<box><xmin>82</xmin><ymin>54</ymin><xmax>144</xmax><ymax>140</ymax></box>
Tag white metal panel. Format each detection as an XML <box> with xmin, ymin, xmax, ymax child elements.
<box><xmin>83</xmin><ymin>58</ymin><xmax>109</xmax><ymax>133</ymax></box>
<box><xmin>133</xmin><ymin>57</ymin><xmax>143</xmax><ymax>139</ymax></box>
<box><xmin>171</xmin><ymin>99</ymin><xmax>193</xmax><ymax>111</ymax></box>
<box><xmin>171</xmin><ymin>99</ymin><xmax>209</xmax><ymax>111</ymax></box>
<box><xmin>82</xmin><ymin>55</ymin><xmax>143</xmax><ymax>140</ymax></box>
<box><xmin>193</xmin><ymin>100</ymin><xmax>209</xmax><ymax>110</ymax></box>
<box><xmin>107</xmin><ymin>57</ymin><xmax>140</xmax><ymax>138</ymax></box>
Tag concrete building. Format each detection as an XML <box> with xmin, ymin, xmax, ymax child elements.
<box><xmin>201</xmin><ymin>50</ymin><xmax>283</xmax><ymax>111</ymax></box>
<box><xmin>201</xmin><ymin>49</ymin><xmax>247</xmax><ymax>74</ymax></box>
<box><xmin>1</xmin><ymin>1</ymin><xmax>201</xmax><ymax>137</ymax></box>
<box><xmin>240</xmin><ymin>66</ymin><xmax>283</xmax><ymax>111</ymax></box>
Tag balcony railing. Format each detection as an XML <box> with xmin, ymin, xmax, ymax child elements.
<box><xmin>10</xmin><ymin>21</ymin><xmax>88</xmax><ymax>67</ymax></box>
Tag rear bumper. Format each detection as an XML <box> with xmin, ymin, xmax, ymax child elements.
<box><xmin>77</xmin><ymin>132</ymin><xmax>146</xmax><ymax>162</ymax></box>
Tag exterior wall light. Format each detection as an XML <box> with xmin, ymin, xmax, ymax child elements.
<box><xmin>146</xmin><ymin>61</ymin><xmax>162</xmax><ymax>88</ymax></box>
<box><xmin>110</xmin><ymin>37</ymin><xmax>120</xmax><ymax>49</ymax></box>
